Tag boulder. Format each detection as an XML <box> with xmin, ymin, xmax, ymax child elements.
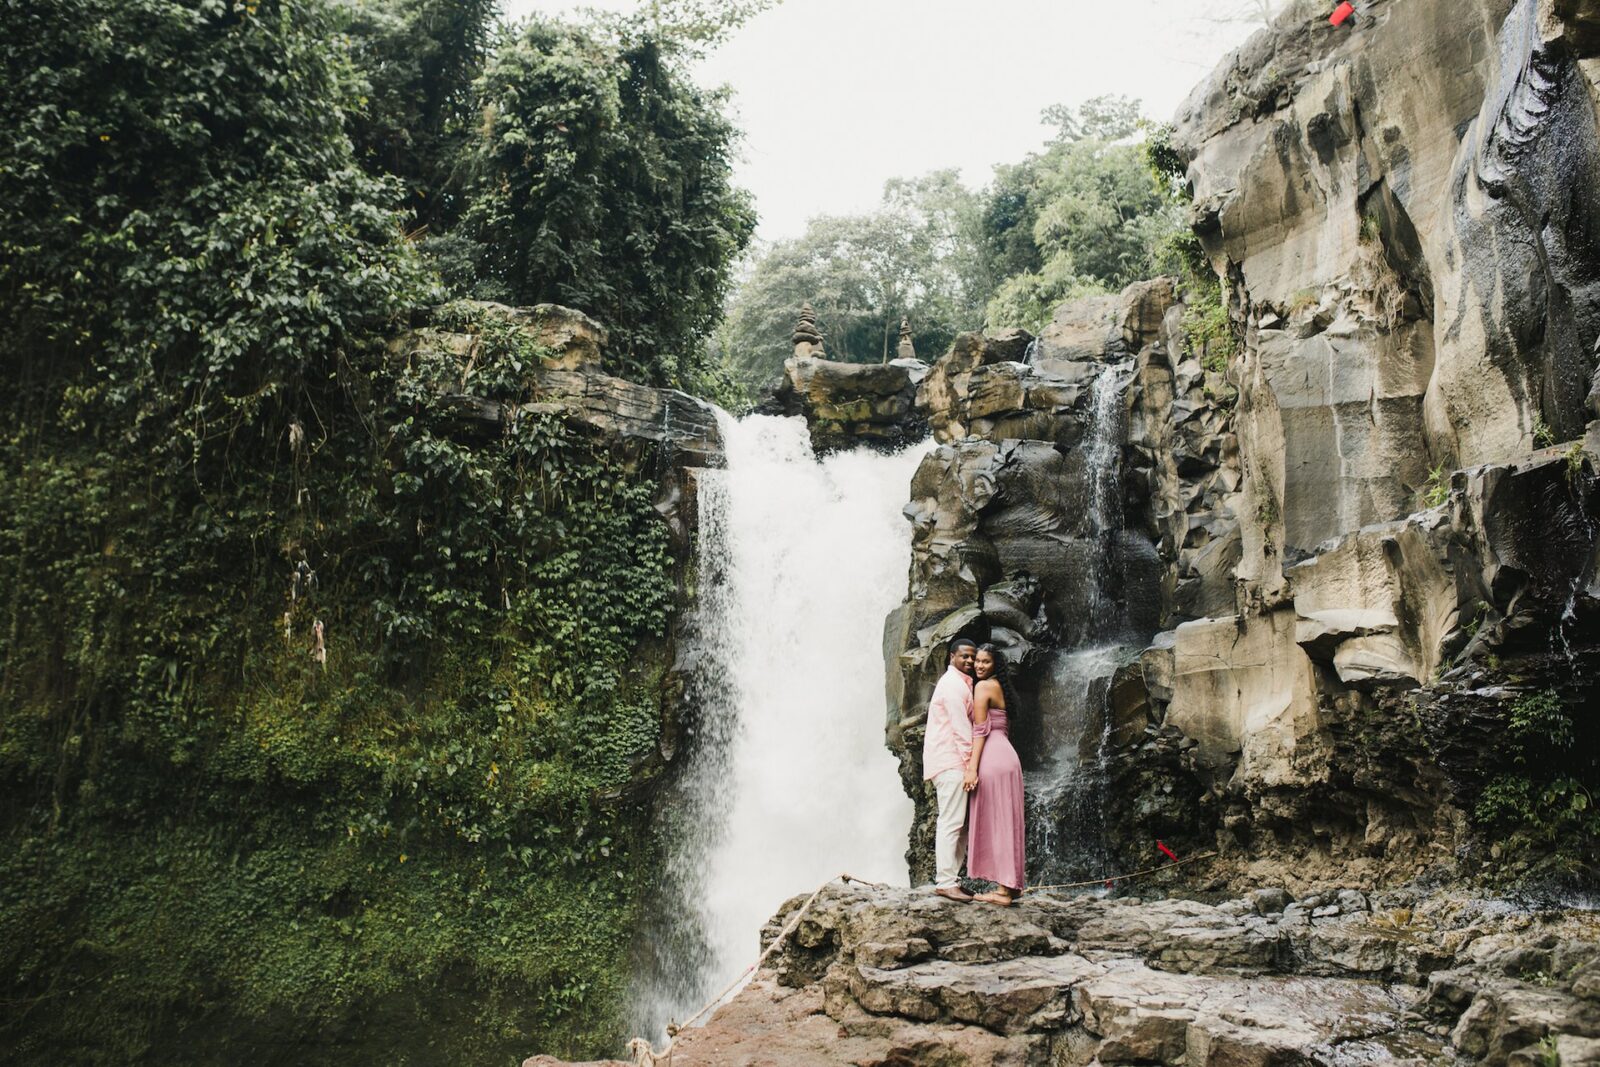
<box><xmin>761</xmin><ymin>354</ymin><xmax>925</xmax><ymax>453</ymax></box>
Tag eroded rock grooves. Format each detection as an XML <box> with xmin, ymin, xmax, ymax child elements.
<box><xmin>882</xmin><ymin>0</ymin><xmax>1600</xmax><ymax>891</ymax></box>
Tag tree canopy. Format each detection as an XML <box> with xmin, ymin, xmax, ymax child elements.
<box><xmin>980</xmin><ymin>95</ymin><xmax>1181</xmax><ymax>331</ymax></box>
<box><xmin>451</xmin><ymin>20</ymin><xmax>757</xmax><ymax>384</ymax></box>
<box><xmin>1</xmin><ymin>0</ymin><xmax>428</xmax><ymax>450</ymax></box>
<box><xmin>714</xmin><ymin>170</ymin><xmax>987</xmax><ymax>387</ymax></box>
<box><xmin>715</xmin><ymin>95</ymin><xmax>1182</xmax><ymax>392</ymax></box>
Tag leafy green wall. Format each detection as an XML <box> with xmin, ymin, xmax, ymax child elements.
<box><xmin>0</xmin><ymin>0</ymin><xmax>738</xmax><ymax>1060</ymax></box>
<box><xmin>0</xmin><ymin>302</ymin><xmax>690</xmax><ymax>1064</ymax></box>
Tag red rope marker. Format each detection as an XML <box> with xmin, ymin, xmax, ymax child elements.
<box><xmin>1156</xmin><ymin>840</ymin><xmax>1178</xmax><ymax>862</ymax></box>
<box><xmin>1329</xmin><ymin>2</ymin><xmax>1354</xmax><ymax>26</ymax></box>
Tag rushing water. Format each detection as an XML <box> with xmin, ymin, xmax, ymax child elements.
<box><xmin>632</xmin><ymin>413</ymin><xmax>923</xmax><ymax>1036</ymax></box>
<box><xmin>1024</xmin><ymin>361</ymin><xmax>1139</xmax><ymax>885</ymax></box>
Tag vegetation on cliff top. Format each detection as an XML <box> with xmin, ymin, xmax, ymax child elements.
<box><xmin>715</xmin><ymin>95</ymin><xmax>1189</xmax><ymax>390</ymax></box>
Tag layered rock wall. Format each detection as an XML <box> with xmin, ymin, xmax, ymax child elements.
<box><xmin>759</xmin><ymin>354</ymin><xmax>928</xmax><ymax>453</ymax></box>
<box><xmin>872</xmin><ymin>0</ymin><xmax>1600</xmax><ymax>892</ymax></box>
<box><xmin>1118</xmin><ymin>0</ymin><xmax>1600</xmax><ymax>884</ymax></box>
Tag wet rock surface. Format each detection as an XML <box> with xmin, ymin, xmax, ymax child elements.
<box><xmin>886</xmin><ymin>283</ymin><xmax>1181</xmax><ymax>883</ymax></box>
<box><xmin>534</xmin><ymin>882</ymin><xmax>1600</xmax><ymax>1066</ymax></box>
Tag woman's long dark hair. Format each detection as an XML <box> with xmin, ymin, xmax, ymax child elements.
<box><xmin>975</xmin><ymin>643</ymin><xmax>1020</xmax><ymax>720</ymax></box>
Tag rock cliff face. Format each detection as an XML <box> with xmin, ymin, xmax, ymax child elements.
<box><xmin>876</xmin><ymin>0</ymin><xmax>1600</xmax><ymax>891</ymax></box>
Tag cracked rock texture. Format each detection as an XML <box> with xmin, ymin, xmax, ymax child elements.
<box><xmin>758</xmin><ymin>354</ymin><xmax>928</xmax><ymax>453</ymax></box>
<box><xmin>532</xmin><ymin>882</ymin><xmax>1600</xmax><ymax>1066</ymax></box>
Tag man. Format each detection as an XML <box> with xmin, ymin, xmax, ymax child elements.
<box><xmin>922</xmin><ymin>637</ymin><xmax>977</xmax><ymax>901</ymax></box>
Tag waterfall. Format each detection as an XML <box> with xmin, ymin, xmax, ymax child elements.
<box><xmin>1025</xmin><ymin>361</ymin><xmax>1138</xmax><ymax>885</ymax></box>
<box><xmin>1084</xmin><ymin>361</ymin><xmax>1133</xmax><ymax>603</ymax></box>
<box><xmin>632</xmin><ymin>413</ymin><xmax>922</xmax><ymax>1036</ymax></box>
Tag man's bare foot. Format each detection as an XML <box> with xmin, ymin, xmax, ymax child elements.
<box><xmin>974</xmin><ymin>890</ymin><xmax>1014</xmax><ymax>906</ymax></box>
<box><xmin>934</xmin><ymin>886</ymin><xmax>974</xmax><ymax>902</ymax></box>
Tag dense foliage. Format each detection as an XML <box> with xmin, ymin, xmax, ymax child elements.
<box><xmin>0</xmin><ymin>0</ymin><xmax>755</xmax><ymax>1061</ymax></box>
<box><xmin>337</xmin><ymin>0</ymin><xmax>499</xmax><ymax>230</ymax></box>
<box><xmin>714</xmin><ymin>170</ymin><xmax>987</xmax><ymax>386</ymax></box>
<box><xmin>1475</xmin><ymin>687</ymin><xmax>1600</xmax><ymax>880</ymax></box>
<box><xmin>445</xmin><ymin>19</ymin><xmax>756</xmax><ymax>385</ymax></box>
<box><xmin>716</xmin><ymin>96</ymin><xmax>1185</xmax><ymax>390</ymax></box>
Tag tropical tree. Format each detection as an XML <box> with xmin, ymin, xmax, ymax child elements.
<box><xmin>336</xmin><ymin>0</ymin><xmax>500</xmax><ymax>229</ymax></box>
<box><xmin>0</xmin><ymin>0</ymin><xmax>428</xmax><ymax>456</ymax></box>
<box><xmin>451</xmin><ymin>18</ymin><xmax>757</xmax><ymax>385</ymax></box>
<box><xmin>718</xmin><ymin>170</ymin><xmax>987</xmax><ymax>389</ymax></box>
<box><xmin>982</xmin><ymin>95</ymin><xmax>1181</xmax><ymax>331</ymax></box>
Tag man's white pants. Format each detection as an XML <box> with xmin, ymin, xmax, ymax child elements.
<box><xmin>932</xmin><ymin>768</ymin><xmax>968</xmax><ymax>889</ymax></box>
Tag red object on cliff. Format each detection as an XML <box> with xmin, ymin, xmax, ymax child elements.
<box><xmin>1156</xmin><ymin>840</ymin><xmax>1178</xmax><ymax>862</ymax></box>
<box><xmin>1330</xmin><ymin>2</ymin><xmax>1355</xmax><ymax>26</ymax></box>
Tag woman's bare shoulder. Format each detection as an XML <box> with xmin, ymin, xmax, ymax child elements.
<box><xmin>975</xmin><ymin>677</ymin><xmax>1003</xmax><ymax>694</ymax></box>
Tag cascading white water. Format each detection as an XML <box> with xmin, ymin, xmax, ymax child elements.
<box><xmin>1085</xmin><ymin>361</ymin><xmax>1133</xmax><ymax>600</ymax></box>
<box><xmin>633</xmin><ymin>412</ymin><xmax>923</xmax><ymax>1034</ymax></box>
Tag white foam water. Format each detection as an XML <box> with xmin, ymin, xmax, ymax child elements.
<box><xmin>633</xmin><ymin>413</ymin><xmax>923</xmax><ymax>1034</ymax></box>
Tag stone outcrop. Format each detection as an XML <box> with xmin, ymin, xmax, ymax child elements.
<box><xmin>533</xmin><ymin>882</ymin><xmax>1600</xmax><ymax>1066</ymax></box>
<box><xmin>757</xmin><ymin>303</ymin><xmax>929</xmax><ymax>452</ymax></box>
<box><xmin>761</xmin><ymin>354</ymin><xmax>928</xmax><ymax>453</ymax></box>
<box><xmin>915</xmin><ymin>326</ymin><xmax>1083</xmax><ymax>445</ymax></box>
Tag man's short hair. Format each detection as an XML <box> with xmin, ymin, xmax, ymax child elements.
<box><xmin>948</xmin><ymin>637</ymin><xmax>977</xmax><ymax>657</ymax></box>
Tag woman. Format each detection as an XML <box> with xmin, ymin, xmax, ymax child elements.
<box><xmin>963</xmin><ymin>643</ymin><xmax>1025</xmax><ymax>905</ymax></box>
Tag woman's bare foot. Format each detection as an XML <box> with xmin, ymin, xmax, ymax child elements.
<box><xmin>974</xmin><ymin>890</ymin><xmax>1014</xmax><ymax>906</ymax></box>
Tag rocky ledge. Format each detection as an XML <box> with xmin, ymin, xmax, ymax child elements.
<box><xmin>759</xmin><ymin>353</ymin><xmax>929</xmax><ymax>454</ymax></box>
<box><xmin>533</xmin><ymin>882</ymin><xmax>1600</xmax><ymax>1067</ymax></box>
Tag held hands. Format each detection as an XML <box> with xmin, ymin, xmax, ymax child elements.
<box><xmin>962</xmin><ymin>764</ymin><xmax>979</xmax><ymax>792</ymax></box>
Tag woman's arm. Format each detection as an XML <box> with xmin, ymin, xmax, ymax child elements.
<box><xmin>963</xmin><ymin>681</ymin><xmax>993</xmax><ymax>791</ymax></box>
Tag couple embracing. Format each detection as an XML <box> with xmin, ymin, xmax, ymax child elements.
<box><xmin>922</xmin><ymin>637</ymin><xmax>1025</xmax><ymax>905</ymax></box>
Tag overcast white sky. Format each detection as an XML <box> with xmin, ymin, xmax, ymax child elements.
<box><xmin>501</xmin><ymin>0</ymin><xmax>1269</xmax><ymax>241</ymax></box>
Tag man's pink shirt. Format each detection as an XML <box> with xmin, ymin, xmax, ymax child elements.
<box><xmin>922</xmin><ymin>665</ymin><xmax>975</xmax><ymax>780</ymax></box>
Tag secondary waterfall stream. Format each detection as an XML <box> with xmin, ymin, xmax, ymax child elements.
<box><xmin>633</xmin><ymin>413</ymin><xmax>923</xmax><ymax>1036</ymax></box>
<box><xmin>1024</xmin><ymin>360</ymin><xmax>1140</xmax><ymax>886</ymax></box>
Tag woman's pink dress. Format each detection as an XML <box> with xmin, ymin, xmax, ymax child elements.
<box><xmin>967</xmin><ymin>705</ymin><xmax>1025</xmax><ymax>891</ymax></box>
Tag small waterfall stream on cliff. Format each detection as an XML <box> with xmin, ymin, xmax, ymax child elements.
<box><xmin>632</xmin><ymin>413</ymin><xmax>921</xmax><ymax>1036</ymax></box>
<box><xmin>1025</xmin><ymin>361</ymin><xmax>1139</xmax><ymax>885</ymax></box>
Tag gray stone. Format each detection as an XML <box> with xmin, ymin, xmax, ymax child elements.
<box><xmin>760</xmin><ymin>354</ymin><xmax>925</xmax><ymax>453</ymax></box>
<box><xmin>1248</xmin><ymin>888</ymin><xmax>1291</xmax><ymax>915</ymax></box>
